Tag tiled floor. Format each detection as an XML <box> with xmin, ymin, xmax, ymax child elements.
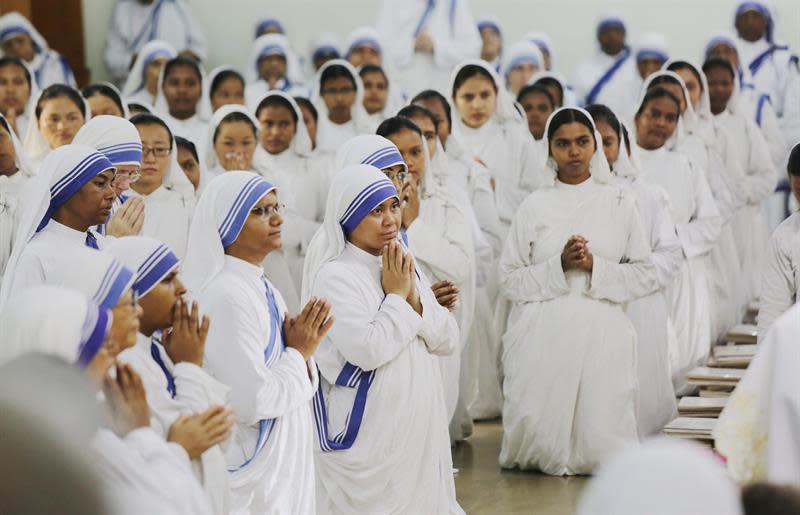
<box><xmin>453</xmin><ymin>421</ymin><xmax>588</xmax><ymax>514</ymax></box>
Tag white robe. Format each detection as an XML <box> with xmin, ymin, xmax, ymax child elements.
<box><xmin>0</xmin><ymin>172</ymin><xmax>28</xmax><ymax>287</ymax></box>
<box><xmin>128</xmin><ymin>185</ymin><xmax>193</xmax><ymax>258</ymax></box>
<box><xmin>757</xmin><ymin>211</ymin><xmax>800</xmax><ymax>339</ymax></box>
<box><xmin>161</xmin><ymin>113</ymin><xmax>208</xmax><ymax>158</ymax></box>
<box><xmin>310</xmin><ymin>243</ymin><xmax>462</xmax><ymax>514</ymax></box>
<box><xmin>196</xmin><ymin>256</ymin><xmax>318</xmax><ymax>515</ymax></box>
<box><xmin>104</xmin><ymin>0</ymin><xmax>207</xmax><ymax>82</ymax></box>
<box><xmin>118</xmin><ymin>333</ymin><xmax>231</xmax><ymax>515</ymax></box>
<box><xmin>498</xmin><ymin>178</ymin><xmax>656</xmax><ymax>475</ymax></box>
<box><xmin>315</xmin><ymin>118</ymin><xmax>358</xmax><ymax>155</ymax></box>
<box><xmin>571</xmin><ymin>49</ymin><xmax>636</xmax><ymax>107</ymax></box>
<box><xmin>26</xmin><ymin>50</ymin><xmax>76</xmax><ymax>89</ymax></box>
<box><xmin>736</xmin><ymin>38</ymin><xmax>796</xmax><ymax>131</ymax></box>
<box><xmin>638</xmin><ymin>145</ymin><xmax>721</xmax><ymax>385</ymax></box>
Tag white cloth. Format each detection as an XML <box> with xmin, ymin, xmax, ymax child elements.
<box><xmin>500</xmin><ymin>40</ymin><xmax>544</xmax><ymax>95</ymax></box>
<box><xmin>243</xmin><ymin>34</ymin><xmax>308</xmax><ymax>111</ymax></box>
<box><xmin>310</xmin><ymin>59</ymin><xmax>372</xmax><ymax>153</ymax></box>
<box><xmin>757</xmin><ymin>211</ymin><xmax>800</xmax><ymax>338</ymax></box>
<box><xmin>577</xmin><ymin>438</ymin><xmax>743</xmax><ymax>515</ymax></box>
<box><xmin>120</xmin><ymin>40</ymin><xmax>177</xmax><ymax>106</ymax></box>
<box><xmin>571</xmin><ymin>14</ymin><xmax>635</xmax><ymax>106</ymax></box>
<box><xmin>23</xmin><ymin>88</ymin><xmax>90</xmax><ymax>172</ymax></box>
<box><xmin>714</xmin><ymin>302</ymin><xmax>800</xmax><ymax>484</ymax></box>
<box><xmin>0</xmin><ymin>12</ymin><xmax>76</xmax><ymax>88</ymax></box>
<box><xmin>736</xmin><ymin>35</ymin><xmax>796</xmax><ymax>128</ymax></box>
<box><xmin>528</xmin><ymin>70</ymin><xmax>579</xmax><ymax>107</ymax></box>
<box><xmin>104</xmin><ymin>0</ymin><xmax>207</xmax><ymax>82</ymax></box>
<box><xmin>0</xmin><ymin>113</ymin><xmax>34</xmax><ymax>286</ymax></box>
<box><xmin>376</xmin><ymin>0</ymin><xmax>481</xmax><ymax>96</ymax></box>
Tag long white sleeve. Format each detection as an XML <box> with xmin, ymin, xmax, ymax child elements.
<box><xmin>430</xmin><ymin>0</ymin><xmax>481</xmax><ymax>70</ymax></box>
<box><xmin>103</xmin><ymin>3</ymin><xmax>134</xmax><ymax>81</ymax></box>
<box><xmin>675</xmin><ymin>163</ymin><xmax>722</xmax><ymax>259</ymax></box>
<box><xmin>406</xmin><ymin>213</ymin><xmax>471</xmax><ymax>287</ymax></box>
<box><xmin>740</xmin><ymin>118</ymin><xmax>778</xmax><ymax>205</ymax></box>
<box><xmin>757</xmin><ymin>221</ymin><xmax>799</xmax><ymax>338</ymax></box>
<box><xmin>647</xmin><ymin>187</ymin><xmax>684</xmax><ymax>289</ymax></box>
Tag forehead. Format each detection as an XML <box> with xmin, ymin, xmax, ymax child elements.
<box><xmin>458</xmin><ymin>74</ymin><xmax>495</xmax><ymax>92</ymax></box>
<box><xmin>552</xmin><ymin>121</ymin><xmax>593</xmax><ymax>140</ymax></box>
<box><xmin>137</xmin><ymin>123</ymin><xmax>170</xmax><ymax>140</ymax></box>
<box><xmin>218</xmin><ymin>119</ymin><xmax>256</xmax><ymax>136</ymax></box>
<box><xmin>409</xmin><ymin>114</ymin><xmax>434</xmax><ymax>130</ymax></box>
<box><xmin>361</xmin><ymin>70</ymin><xmax>387</xmax><ymax>82</ymax></box>
<box><xmin>0</xmin><ymin>63</ymin><xmax>27</xmax><ymax>77</ymax></box>
<box><xmin>646</xmin><ymin>95</ymin><xmax>680</xmax><ymax>114</ymax></box>
<box><xmin>259</xmin><ymin>103</ymin><xmax>294</xmax><ymax>120</ymax></box>
<box><xmin>322</xmin><ymin>75</ymin><xmax>354</xmax><ymax>88</ymax></box>
<box><xmin>253</xmin><ymin>190</ymin><xmax>278</xmax><ymax>207</ymax></box>
<box><xmin>165</xmin><ymin>64</ymin><xmax>200</xmax><ymax>81</ymax></box>
<box><xmin>42</xmin><ymin>96</ymin><xmax>82</xmax><ymax>113</ymax></box>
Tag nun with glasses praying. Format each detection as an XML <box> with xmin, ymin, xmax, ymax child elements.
<box><xmin>0</xmin><ymin>144</ymin><xmax>115</xmax><ymax>307</ymax></box>
<box><xmin>120</xmin><ymin>40</ymin><xmax>177</xmax><ymax>108</ymax></box>
<box><xmin>183</xmin><ymin>171</ymin><xmax>331</xmax><ymax>514</ymax></box>
<box><xmin>303</xmin><ymin>163</ymin><xmax>462</xmax><ymax>514</ymax></box>
<box><xmin>0</xmin><ymin>113</ymin><xmax>33</xmax><ymax>286</ymax></box>
<box><xmin>498</xmin><ymin>107</ymin><xmax>656</xmax><ymax>475</ymax></box>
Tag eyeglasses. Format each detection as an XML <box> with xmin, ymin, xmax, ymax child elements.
<box><xmin>112</xmin><ymin>170</ymin><xmax>141</xmax><ymax>185</ymax></box>
<box><xmin>383</xmin><ymin>169</ymin><xmax>408</xmax><ymax>184</ymax></box>
<box><xmin>320</xmin><ymin>86</ymin><xmax>356</xmax><ymax>97</ymax></box>
<box><xmin>142</xmin><ymin>146</ymin><xmax>171</xmax><ymax>157</ymax></box>
<box><xmin>250</xmin><ymin>204</ymin><xmax>285</xmax><ymax>219</ymax></box>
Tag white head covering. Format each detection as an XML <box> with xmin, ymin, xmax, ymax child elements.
<box><xmin>540</xmin><ymin>106</ymin><xmax>612</xmax><ymax>187</ymax></box>
<box><xmin>301</xmin><ymin>164</ymin><xmax>398</xmax><ymax>301</ymax></box>
<box><xmin>635</xmin><ymin>32</ymin><xmax>670</xmax><ymax>64</ymax></box>
<box><xmin>310</xmin><ymin>59</ymin><xmax>372</xmax><ymax>135</ymax></box>
<box><xmin>359</xmin><ymin>63</ymin><xmax>405</xmax><ymax>127</ymax></box>
<box><xmin>182</xmin><ymin>171</ymin><xmax>276</xmax><ymax>292</ymax></box>
<box><xmin>83</xmin><ymin>82</ymin><xmax>130</xmax><ymax>119</ymax></box>
<box><xmin>0</xmin><ymin>112</ymin><xmax>34</xmax><ymax>178</ymax></box>
<box><xmin>106</xmin><ymin>236</ymin><xmax>180</xmax><ymax>300</ymax></box>
<box><xmin>251</xmin><ymin>91</ymin><xmax>312</xmax><ymax>180</ymax></box>
<box><xmin>0</xmin><ymin>12</ymin><xmax>55</xmax><ymax>86</ymax></box>
<box><xmin>635</xmin><ymin>69</ymin><xmax>696</xmax><ymax>149</ymax></box>
<box><xmin>308</xmin><ymin>32</ymin><xmax>341</xmax><ymax>74</ymax></box>
<box><xmin>23</xmin><ymin>86</ymin><xmax>91</xmax><ymax>170</ymax></box>
<box><xmin>611</xmin><ymin>122</ymin><xmax>642</xmax><ymax>180</ymax></box>
<box><xmin>343</xmin><ymin>27</ymin><xmax>383</xmax><ymax>63</ymax></box>
<box><xmin>0</xmin><ymin>57</ymin><xmax>39</xmax><ymax>140</ymax></box>
<box><xmin>48</xmin><ymin>246</ymin><xmax>135</xmax><ymax>310</ymax></box>
<box><xmin>203</xmin><ymin>104</ymin><xmax>260</xmax><ymax>172</ymax></box>
<box><xmin>153</xmin><ymin>57</ymin><xmax>208</xmax><ymax>122</ymax></box>
<box><xmin>527</xmin><ymin>70</ymin><xmax>574</xmax><ymax>107</ymax></box>
<box><xmin>663</xmin><ymin>59</ymin><xmax>716</xmax><ymax>145</ymax></box>
<box><xmin>0</xmin><ymin>144</ymin><xmax>115</xmax><ymax>306</ymax></box>
<box><xmin>523</xmin><ymin>31</ymin><xmax>555</xmax><ymax>70</ymax></box>
<box><xmin>595</xmin><ymin>11</ymin><xmax>627</xmax><ymax>36</ymax></box>
<box><xmin>244</xmin><ymin>34</ymin><xmax>301</xmax><ymax>87</ymax></box>
<box><xmin>0</xmin><ymin>286</ymin><xmax>112</xmax><ymax>369</ymax></box>
<box><xmin>577</xmin><ymin>438</ymin><xmax>743</xmax><ymax>515</ymax></box>
<box><xmin>501</xmin><ymin>40</ymin><xmax>544</xmax><ymax>88</ymax></box>
<box><xmin>120</xmin><ymin>40</ymin><xmax>177</xmax><ymax>102</ymax></box>
<box><xmin>734</xmin><ymin>0</ymin><xmax>778</xmax><ymax>43</ymax></box>
<box><xmin>201</xmin><ymin>65</ymin><xmax>244</xmax><ymax>118</ymax></box>
<box><xmin>448</xmin><ymin>59</ymin><xmax>525</xmax><ymax>131</ymax></box>
<box><xmin>334</xmin><ymin>134</ymin><xmax>407</xmax><ymax>174</ymax></box>
<box><xmin>73</xmin><ymin>115</ymin><xmax>142</xmax><ymax>167</ymax></box>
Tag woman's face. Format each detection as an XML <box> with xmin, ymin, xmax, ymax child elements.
<box><xmin>707</xmin><ymin>43</ymin><xmax>740</xmax><ymax>69</ymax></box>
<box><xmin>0</xmin><ymin>63</ymin><xmax>30</xmax><ymax>116</ymax></box>
<box><xmin>0</xmin><ymin>125</ymin><xmax>17</xmax><ymax>176</ymax></box>
<box><xmin>87</xmin><ymin>94</ymin><xmax>123</xmax><ymax>118</ymax></box>
<box><xmin>210</xmin><ymin>76</ymin><xmax>245</xmax><ymax>113</ymax></box>
<box><xmin>1</xmin><ymin>33</ymin><xmax>35</xmax><ymax>62</ymax></box>
<box><xmin>134</xmin><ymin>123</ymin><xmax>172</xmax><ymax>194</ymax></box>
<box><xmin>635</xmin><ymin>96</ymin><xmax>679</xmax><ymax>150</ymax></box>
<box><xmin>138</xmin><ymin>269</ymin><xmax>186</xmax><ymax>334</ymax></box>
<box><xmin>673</xmin><ymin>68</ymin><xmax>702</xmax><ymax>111</ymax></box>
<box><xmin>387</xmin><ymin>128</ymin><xmax>426</xmax><ymax>186</ymax></box>
<box><xmin>549</xmin><ymin>121</ymin><xmax>595</xmax><ymax>184</ymax></box>
<box><xmin>214</xmin><ymin>120</ymin><xmax>257</xmax><ymax>171</ymax></box>
<box><xmin>408</xmin><ymin>114</ymin><xmax>437</xmax><ymax>159</ymax></box>
<box><xmin>790</xmin><ymin>174</ymin><xmax>800</xmax><ymax>206</ymax></box>
<box><xmin>321</xmin><ymin>76</ymin><xmax>356</xmax><ymax>124</ymax></box>
<box><xmin>348</xmin><ymin>45</ymin><xmax>381</xmax><ymax>68</ymax></box>
<box><xmin>652</xmin><ymin>81</ymin><xmax>686</xmax><ymax>113</ymax></box>
<box><xmin>413</xmin><ymin>98</ymin><xmax>450</xmax><ymax>146</ymax></box>
<box><xmin>176</xmin><ymin>146</ymin><xmax>200</xmax><ymax>191</ymax></box>
<box><xmin>162</xmin><ymin>65</ymin><xmax>201</xmax><ymax>119</ymax></box>
<box><xmin>57</xmin><ymin>170</ymin><xmax>116</xmax><ymax>229</ymax></box>
<box><xmin>107</xmin><ymin>289</ymin><xmax>142</xmax><ymax>358</ymax></box>
<box><xmin>361</xmin><ymin>71</ymin><xmax>388</xmax><ymax>115</ymax></box>
<box><xmin>454</xmin><ymin>74</ymin><xmax>497</xmax><ymax>129</ymax></box>
<box><xmin>145</xmin><ymin>57</ymin><xmax>168</xmax><ymax>95</ymax></box>
<box><xmin>39</xmin><ymin>96</ymin><xmax>85</xmax><ymax>149</ymax></box>
<box><xmin>226</xmin><ymin>191</ymin><xmax>284</xmax><ymax>260</ymax></box>
<box><xmin>506</xmin><ymin>63</ymin><xmax>539</xmax><ymax>95</ymax></box>
<box><xmin>594</xmin><ymin>119</ymin><xmax>620</xmax><ymax>167</ymax></box>
<box><xmin>347</xmin><ymin>196</ymin><xmax>401</xmax><ymax>256</ymax></box>
<box><xmin>705</xmin><ymin>66</ymin><xmax>734</xmax><ymax>115</ymax></box>
<box><xmin>258</xmin><ymin>54</ymin><xmax>287</xmax><ymax>84</ymax></box>
<box><xmin>520</xmin><ymin>90</ymin><xmax>553</xmax><ymax>140</ymax></box>
<box><xmin>258</xmin><ymin>104</ymin><xmax>296</xmax><ymax>155</ymax></box>
<box><xmin>637</xmin><ymin>58</ymin><xmax>665</xmax><ymax>80</ymax></box>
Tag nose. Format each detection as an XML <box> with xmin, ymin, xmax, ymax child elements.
<box><xmin>175</xmin><ymin>277</ymin><xmax>187</xmax><ymax>297</ymax></box>
<box><xmin>271</xmin><ymin>212</ymin><xmax>284</xmax><ymax>227</ymax></box>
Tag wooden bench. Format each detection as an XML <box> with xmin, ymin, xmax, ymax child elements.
<box><xmin>725</xmin><ymin>324</ymin><xmax>758</xmax><ymax>345</ymax></box>
<box><xmin>686</xmin><ymin>367</ymin><xmax>745</xmax><ymax>388</ymax></box>
<box><xmin>663</xmin><ymin>417</ymin><xmax>717</xmax><ymax>441</ymax></box>
<box><xmin>677</xmin><ymin>396</ymin><xmax>727</xmax><ymax>418</ymax></box>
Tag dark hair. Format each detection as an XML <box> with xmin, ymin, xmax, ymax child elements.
<box><xmin>397</xmin><ymin>104</ymin><xmax>438</xmax><ymax>134</ymax></box>
<box><xmin>666</xmin><ymin>60</ymin><xmax>704</xmax><ymax>90</ymax></box>
<box><xmin>376</xmin><ymin>116</ymin><xmax>422</xmax><ymax>139</ymax></box>
<box><xmin>320</xmin><ymin>64</ymin><xmax>356</xmax><ymax>90</ymax></box>
<box><xmin>545</xmin><ymin>108</ymin><xmax>595</xmax><ymax>147</ymax></box>
<box><xmin>702</xmin><ymin>58</ymin><xmax>736</xmax><ymax>80</ymax></box>
<box><xmin>174</xmin><ymin>136</ymin><xmax>199</xmax><ymax>163</ymax></box>
<box><xmin>81</xmin><ymin>83</ymin><xmax>125</xmax><ymax>115</ymax></box>
<box><xmin>620</xmin><ymin>124</ymin><xmax>631</xmax><ymax>151</ymax></box>
<box><xmin>35</xmin><ymin>84</ymin><xmax>85</xmax><ymax>120</ymax></box>
<box><xmin>0</xmin><ymin>56</ymin><xmax>31</xmax><ymax>87</ymax></box>
<box><xmin>255</xmin><ymin>94</ymin><xmax>298</xmax><ymax>122</ymax></box>
<box><xmin>741</xmin><ymin>482</ymin><xmax>800</xmax><ymax>515</ymax></box>
<box><xmin>130</xmin><ymin>113</ymin><xmax>174</xmax><ymax>151</ymax></box>
<box><xmin>293</xmin><ymin>96</ymin><xmax>318</xmax><ymax>122</ymax></box>
<box><xmin>162</xmin><ymin>56</ymin><xmax>203</xmax><ymax>84</ymax></box>
<box><xmin>127</xmin><ymin>102</ymin><xmax>151</xmax><ymax>115</ymax></box>
<box><xmin>452</xmin><ymin>64</ymin><xmax>496</xmax><ymax>97</ymax></box>
<box><xmin>358</xmin><ymin>64</ymin><xmax>387</xmax><ymax>81</ymax></box>
<box><xmin>647</xmin><ymin>74</ymin><xmax>686</xmax><ymax>102</ymax></box>
<box><xmin>585</xmin><ymin>104</ymin><xmax>621</xmax><ymax>138</ymax></box>
<box><xmin>636</xmin><ymin>87</ymin><xmax>681</xmax><ymax>117</ymax></box>
<box><xmin>532</xmin><ymin>77</ymin><xmax>564</xmax><ymax>106</ymax></box>
<box><xmin>788</xmin><ymin>143</ymin><xmax>800</xmax><ymax>177</ymax></box>
<box><xmin>0</xmin><ymin>115</ymin><xmax>10</xmax><ymax>135</ymax></box>
<box><xmin>210</xmin><ymin>69</ymin><xmax>244</xmax><ymax>99</ymax></box>
<box><xmin>411</xmin><ymin>89</ymin><xmax>452</xmax><ymax>130</ymax></box>
<box><xmin>213</xmin><ymin>111</ymin><xmax>257</xmax><ymax>144</ymax></box>
<box><xmin>516</xmin><ymin>84</ymin><xmax>555</xmax><ymax>108</ymax></box>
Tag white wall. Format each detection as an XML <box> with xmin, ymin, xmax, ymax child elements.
<box><xmin>82</xmin><ymin>0</ymin><xmax>800</xmax><ymax>84</ymax></box>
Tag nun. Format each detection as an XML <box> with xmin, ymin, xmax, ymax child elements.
<box><xmin>204</xmin><ymin>66</ymin><xmax>245</xmax><ymax>115</ymax></box>
<box><xmin>310</xmin><ymin>59</ymin><xmax>372</xmax><ymax>154</ymax></box>
<box><xmin>0</xmin><ymin>144</ymin><xmax>115</xmax><ymax>306</ymax></box>
<box><xmin>587</xmin><ymin>103</ymin><xmax>682</xmax><ymax>437</ymax></box>
<box><xmin>633</xmin><ymin>87</ymin><xmax>721</xmax><ymax>385</ymax></box>
<box><xmin>120</xmin><ymin>40</ymin><xmax>177</xmax><ymax>107</ymax></box>
<box><xmin>24</xmin><ymin>84</ymin><xmax>89</xmax><ymax>171</ymax></box>
<box><xmin>757</xmin><ymin>142</ymin><xmax>800</xmax><ymax>338</ymax></box>
<box><xmin>376</xmin><ymin>0</ymin><xmax>481</xmax><ymax>95</ymax></box>
<box><xmin>244</xmin><ymin>34</ymin><xmax>307</xmax><ymax>111</ymax></box>
<box><xmin>252</xmin><ymin>17</ymin><xmax>306</xmax><ymax>85</ymax></box>
<box><xmin>571</xmin><ymin>13</ymin><xmax>634</xmax><ymax>106</ymax></box>
<box><xmin>0</xmin><ymin>12</ymin><xmax>76</xmax><ymax>88</ymax></box>
<box><xmin>501</xmin><ymin>40</ymin><xmax>544</xmax><ymax>96</ymax></box>
<box><xmin>302</xmin><ymin>164</ymin><xmax>462</xmax><ymax>514</ymax></box>
<box><xmin>82</xmin><ymin>83</ymin><xmax>129</xmax><ymax>118</ymax></box>
<box><xmin>103</xmin><ymin>0</ymin><xmax>207</xmax><ymax>83</ymax></box>
<box><xmin>498</xmin><ymin>107</ymin><xmax>656</xmax><ymax>475</ymax></box>
<box><xmin>0</xmin><ymin>56</ymin><xmax>36</xmax><ymax>137</ymax></box>
<box><xmin>359</xmin><ymin>64</ymin><xmax>403</xmax><ymax>132</ymax></box>
<box><xmin>517</xmin><ymin>83</ymin><xmax>556</xmax><ymax>142</ymax></box>
<box><xmin>183</xmin><ymin>171</ymin><xmax>330</xmax><ymax>515</ymax></box>
<box><xmin>175</xmin><ymin>135</ymin><xmax>201</xmax><ymax>191</ymax></box>
<box><xmin>109</xmin><ymin>235</ymin><xmax>233</xmax><ymax>515</ymax></box>
<box><xmin>0</xmin><ymin>113</ymin><xmax>33</xmax><ymax>285</ymax></box>
<box><xmin>528</xmin><ymin>70</ymin><xmax>576</xmax><ymax>108</ymax></box>
<box><xmin>154</xmin><ymin>56</ymin><xmax>207</xmax><ymax>156</ymax></box>
<box><xmin>203</xmin><ymin>104</ymin><xmax>259</xmax><ymax>179</ymax></box>
<box><xmin>307</xmin><ymin>32</ymin><xmax>341</xmax><ymax>76</ymax></box>
<box><xmin>478</xmin><ymin>19</ymin><xmax>502</xmax><ymax>71</ymax></box>
<box><xmin>128</xmin><ymin>113</ymin><xmax>195</xmax><ymax>257</ymax></box>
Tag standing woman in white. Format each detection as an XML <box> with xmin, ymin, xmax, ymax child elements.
<box><xmin>303</xmin><ymin>164</ymin><xmax>462</xmax><ymax>514</ymax></box>
<box><xmin>498</xmin><ymin>107</ymin><xmax>656</xmax><ymax>475</ymax></box>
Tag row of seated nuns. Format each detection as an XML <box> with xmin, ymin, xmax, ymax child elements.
<box><xmin>0</xmin><ymin>0</ymin><xmax>798</xmax><ymax>513</ymax></box>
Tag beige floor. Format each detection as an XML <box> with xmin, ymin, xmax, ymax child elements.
<box><xmin>453</xmin><ymin>421</ymin><xmax>588</xmax><ymax>515</ymax></box>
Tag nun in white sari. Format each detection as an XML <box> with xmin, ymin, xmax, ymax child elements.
<box><xmin>0</xmin><ymin>145</ymin><xmax>115</xmax><ymax>307</ymax></box>
<box><xmin>244</xmin><ymin>34</ymin><xmax>308</xmax><ymax>111</ymax></box>
<box><xmin>0</xmin><ymin>12</ymin><xmax>77</xmax><ymax>88</ymax></box>
<box><xmin>303</xmin><ymin>164</ymin><xmax>462</xmax><ymax>514</ymax></box>
<box><xmin>311</xmin><ymin>59</ymin><xmax>373</xmax><ymax>154</ymax></box>
<box><xmin>0</xmin><ymin>113</ymin><xmax>34</xmax><ymax>285</ymax></box>
<box><xmin>120</xmin><ymin>40</ymin><xmax>177</xmax><ymax>108</ymax></box>
<box><xmin>183</xmin><ymin>172</ymin><xmax>320</xmax><ymax>515</ymax></box>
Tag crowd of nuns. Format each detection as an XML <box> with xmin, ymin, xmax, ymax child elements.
<box><xmin>0</xmin><ymin>0</ymin><xmax>799</xmax><ymax>514</ymax></box>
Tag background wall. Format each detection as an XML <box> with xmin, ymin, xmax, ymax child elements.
<box><xmin>82</xmin><ymin>0</ymin><xmax>799</xmax><ymax>85</ymax></box>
